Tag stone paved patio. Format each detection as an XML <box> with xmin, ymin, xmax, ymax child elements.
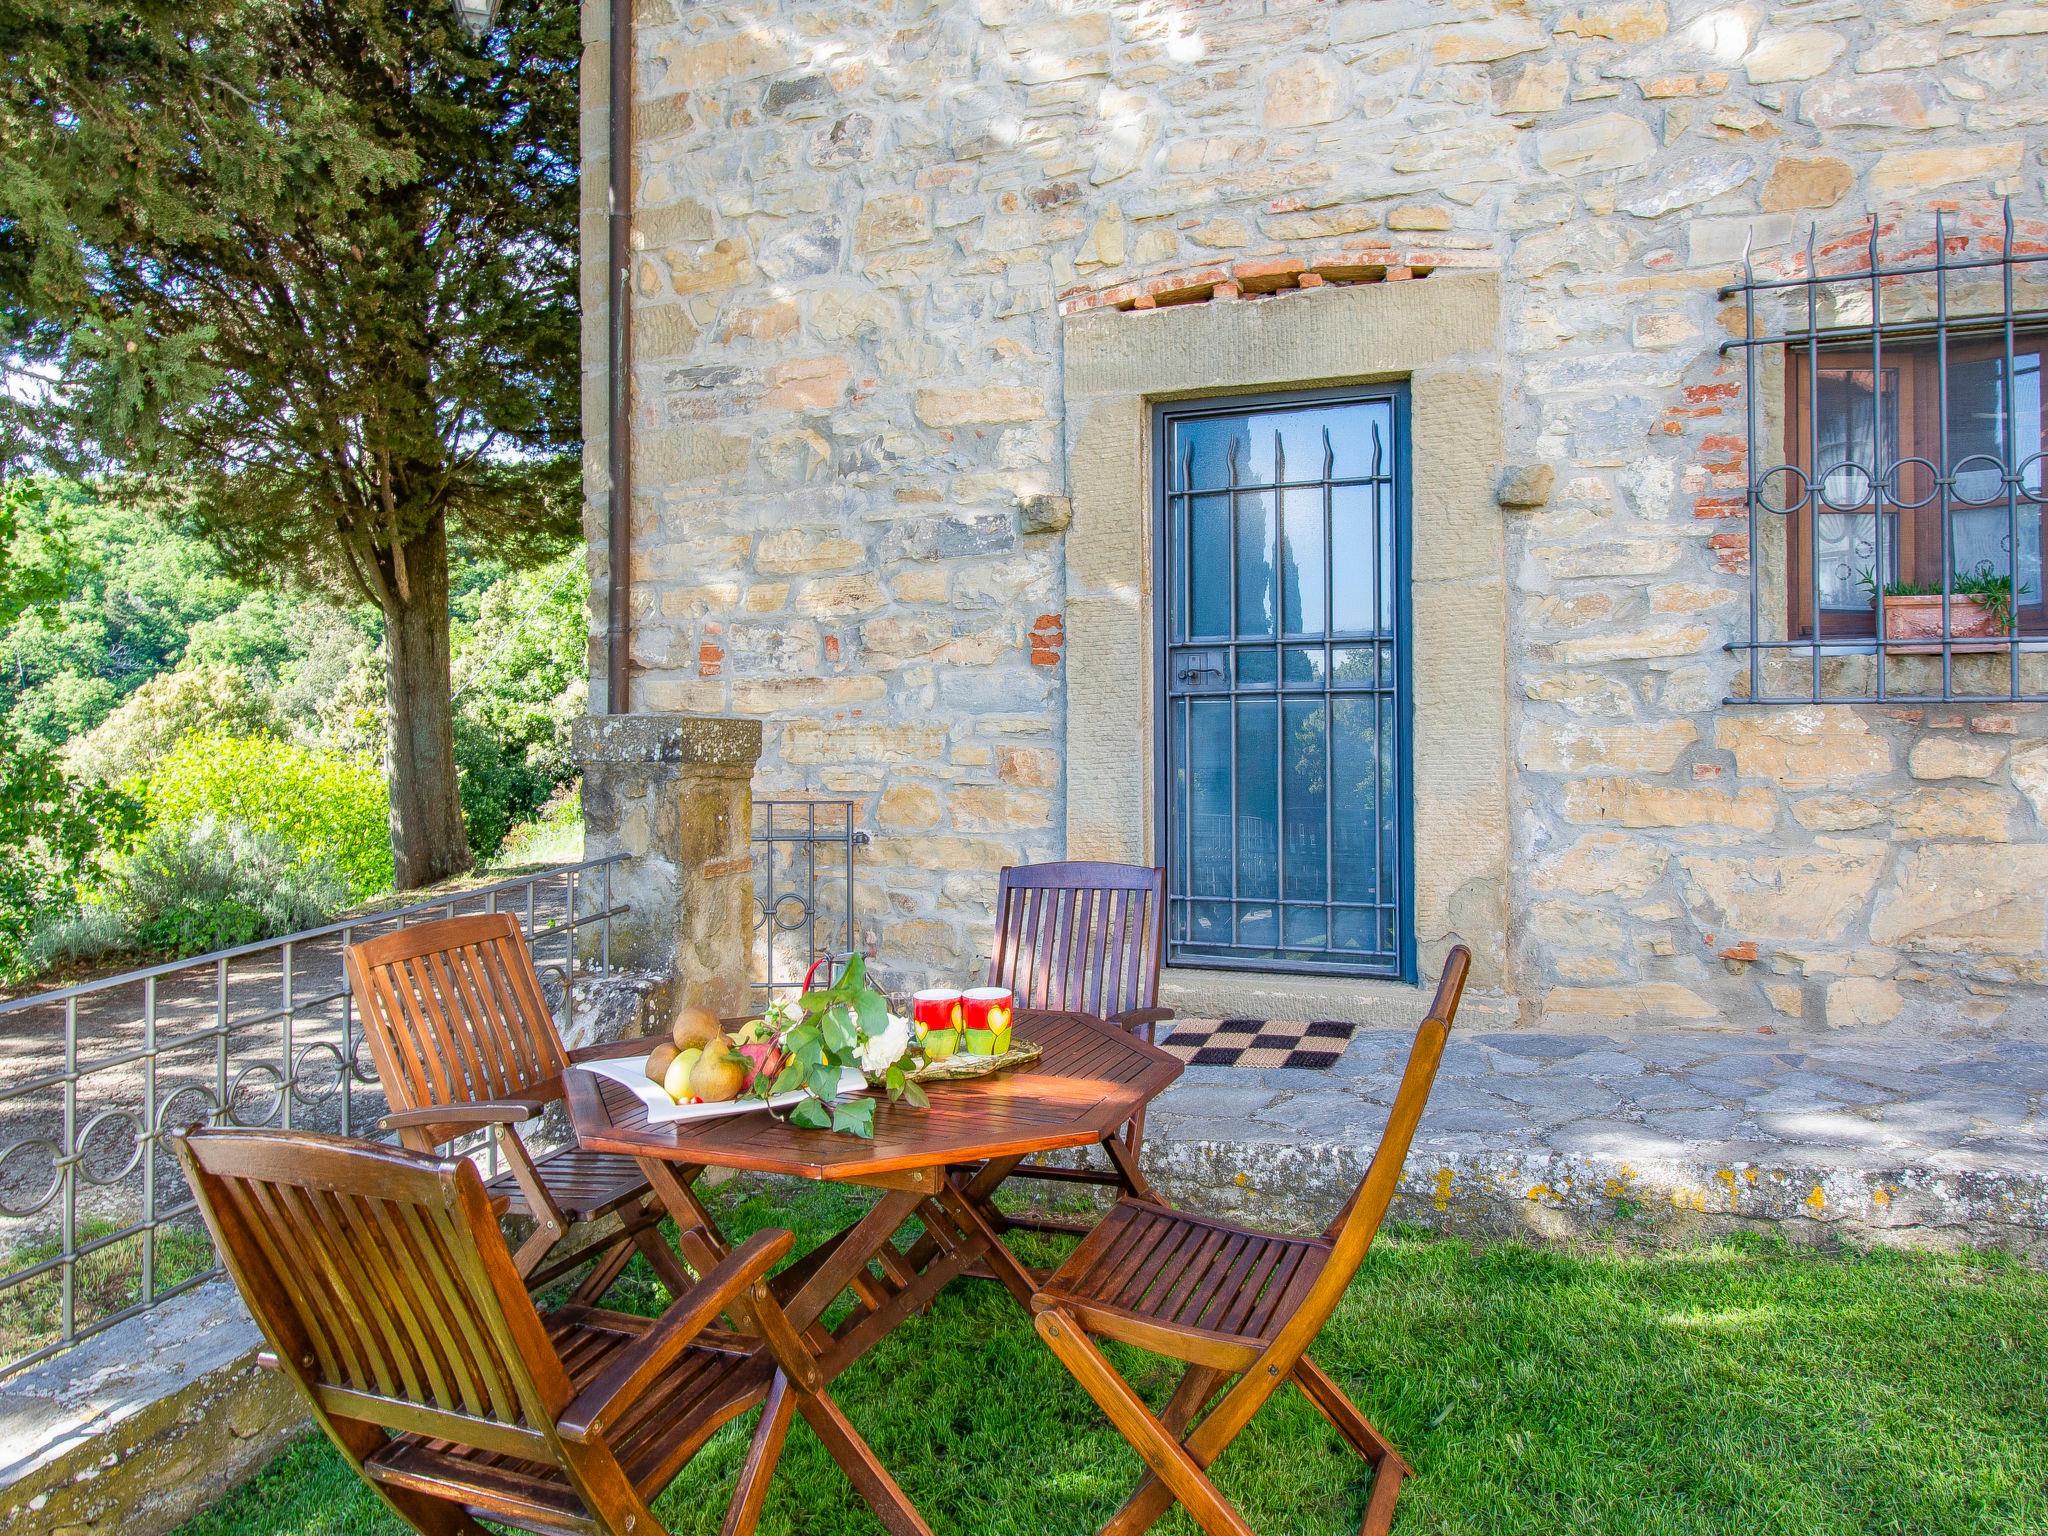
<box><xmin>1143</xmin><ymin>1015</ymin><xmax>2048</xmax><ymax>1256</ymax></box>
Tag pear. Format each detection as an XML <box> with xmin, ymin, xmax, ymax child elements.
<box><xmin>663</xmin><ymin>1045</ymin><xmax>704</xmax><ymax>1103</ymax></box>
<box><xmin>646</xmin><ymin>1041</ymin><xmax>679</xmax><ymax>1085</ymax></box>
<box><xmin>690</xmin><ymin>1035</ymin><xmax>749</xmax><ymax>1104</ymax></box>
<box><xmin>671</xmin><ymin>1005</ymin><xmax>722</xmax><ymax>1052</ymax></box>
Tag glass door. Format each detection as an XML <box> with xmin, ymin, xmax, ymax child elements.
<box><xmin>1157</xmin><ymin>387</ymin><xmax>1413</xmax><ymax>980</ymax></box>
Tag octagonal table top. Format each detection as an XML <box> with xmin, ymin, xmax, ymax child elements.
<box><xmin>564</xmin><ymin>1008</ymin><xmax>1182</xmax><ymax>1182</ymax></box>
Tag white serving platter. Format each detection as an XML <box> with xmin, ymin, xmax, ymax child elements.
<box><xmin>582</xmin><ymin>1055</ymin><xmax>868</xmax><ymax>1126</ymax></box>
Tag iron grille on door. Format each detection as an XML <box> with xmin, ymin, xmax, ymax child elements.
<box><xmin>1157</xmin><ymin>388</ymin><xmax>1413</xmax><ymax>981</ymax></box>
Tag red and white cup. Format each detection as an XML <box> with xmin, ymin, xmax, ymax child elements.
<box><xmin>961</xmin><ymin>987</ymin><xmax>1014</xmax><ymax>1055</ymax></box>
<box><xmin>912</xmin><ymin>989</ymin><xmax>963</xmax><ymax>1057</ymax></box>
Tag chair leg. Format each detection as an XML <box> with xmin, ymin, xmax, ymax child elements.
<box><xmin>329</xmin><ymin>1419</ymin><xmax>491</xmax><ymax>1536</ymax></box>
<box><xmin>1161</xmin><ymin>1364</ymin><xmax>1229</xmax><ymax>1436</ymax></box>
<box><xmin>1290</xmin><ymin>1356</ymin><xmax>1410</xmax><ymax>1536</ymax></box>
<box><xmin>628</xmin><ymin>1197</ymin><xmax>698</xmax><ymax>1295</ymax></box>
<box><xmin>570</xmin><ymin>1230</ymin><xmax>642</xmax><ymax>1304</ymax></box>
<box><xmin>721</xmin><ymin>1370</ymin><xmax>798</xmax><ymax>1536</ymax></box>
<box><xmin>1034</xmin><ymin>1309</ymin><xmax>1256</xmax><ymax>1536</ymax></box>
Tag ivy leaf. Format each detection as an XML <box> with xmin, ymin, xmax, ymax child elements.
<box><xmin>899</xmin><ymin>1079</ymin><xmax>930</xmax><ymax>1111</ymax></box>
<box><xmin>789</xmin><ymin>1098</ymin><xmax>832</xmax><ymax>1131</ymax></box>
<box><xmin>854</xmin><ymin>984</ymin><xmax>887</xmax><ymax>1042</ymax></box>
<box><xmin>884</xmin><ymin>1063</ymin><xmax>905</xmax><ymax>1097</ymax></box>
<box><xmin>769</xmin><ymin>1059</ymin><xmax>806</xmax><ymax>1095</ymax></box>
<box><xmin>820</xmin><ymin>1003</ymin><xmax>857</xmax><ymax>1056</ymax></box>
<box><xmin>807</xmin><ymin>1063</ymin><xmax>843</xmax><ymax>1102</ymax></box>
<box><xmin>830</xmin><ymin>1098</ymin><xmax>875</xmax><ymax>1138</ymax></box>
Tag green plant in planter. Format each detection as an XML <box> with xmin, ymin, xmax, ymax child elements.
<box><xmin>1856</xmin><ymin>564</ymin><xmax>2032</xmax><ymax>633</ymax></box>
<box><xmin>755</xmin><ymin>955</ymin><xmax>928</xmax><ymax>1137</ymax></box>
<box><xmin>1952</xmin><ymin>562</ymin><xmax>2030</xmax><ymax>634</ymax></box>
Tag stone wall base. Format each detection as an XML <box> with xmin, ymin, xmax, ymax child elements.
<box><xmin>0</xmin><ymin>1282</ymin><xmax>302</xmax><ymax>1536</ymax></box>
<box><xmin>1144</xmin><ymin>1139</ymin><xmax>2048</xmax><ymax>1259</ymax></box>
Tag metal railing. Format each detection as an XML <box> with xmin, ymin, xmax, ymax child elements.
<box><xmin>752</xmin><ymin>799</ymin><xmax>864</xmax><ymax>997</ymax></box>
<box><xmin>0</xmin><ymin>854</ymin><xmax>626</xmax><ymax>1379</ymax></box>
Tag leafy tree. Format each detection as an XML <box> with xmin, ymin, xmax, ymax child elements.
<box><xmin>1</xmin><ymin>0</ymin><xmax>582</xmax><ymax>887</ymax></box>
<box><xmin>0</xmin><ymin>478</ymin><xmax>142</xmax><ymax>982</ymax></box>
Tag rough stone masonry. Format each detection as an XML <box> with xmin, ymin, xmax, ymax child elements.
<box><xmin>578</xmin><ymin>0</ymin><xmax>2048</xmax><ymax>1045</ymax></box>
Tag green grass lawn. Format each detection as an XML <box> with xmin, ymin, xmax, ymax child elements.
<box><xmin>174</xmin><ymin>1177</ymin><xmax>2048</xmax><ymax>1536</ymax></box>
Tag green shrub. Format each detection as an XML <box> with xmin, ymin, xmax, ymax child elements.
<box><xmin>143</xmin><ymin>734</ymin><xmax>392</xmax><ymax>899</ymax></box>
<box><xmin>63</xmin><ymin>664</ymin><xmax>278</xmax><ymax>785</ymax></box>
<box><xmin>119</xmin><ymin>819</ymin><xmax>349</xmax><ymax>956</ymax></box>
<box><xmin>453</xmin><ymin>715</ymin><xmax>553</xmax><ymax>863</ymax></box>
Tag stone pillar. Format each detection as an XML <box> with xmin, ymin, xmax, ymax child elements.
<box><xmin>574</xmin><ymin>714</ymin><xmax>762</xmax><ymax>1016</ymax></box>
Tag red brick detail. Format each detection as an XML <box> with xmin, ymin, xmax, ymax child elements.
<box><xmin>824</xmin><ymin>634</ymin><xmax>841</xmax><ymax>664</ymax></box>
<box><xmin>1719</xmin><ymin>940</ymin><xmax>1759</xmax><ymax>963</ymax></box>
<box><xmin>1029</xmin><ymin>613</ymin><xmax>1064</xmax><ymax>667</ymax></box>
<box><xmin>1055</xmin><ymin>255</ymin><xmax>1451</xmax><ymax>316</ymax></box>
<box><xmin>698</xmin><ymin>640</ymin><xmax>724</xmax><ymax>678</ymax></box>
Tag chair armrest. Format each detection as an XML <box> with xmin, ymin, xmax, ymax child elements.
<box><xmin>566</xmin><ymin>1037</ymin><xmax>658</xmax><ymax>1065</ymax></box>
<box><xmin>376</xmin><ymin>1100</ymin><xmax>544</xmax><ymax>1136</ymax></box>
<box><xmin>1109</xmin><ymin>1006</ymin><xmax>1174</xmax><ymax>1033</ymax></box>
<box><xmin>558</xmin><ymin>1228</ymin><xmax>795</xmax><ymax>1442</ymax></box>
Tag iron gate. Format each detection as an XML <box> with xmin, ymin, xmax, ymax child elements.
<box><xmin>751</xmin><ymin>799</ymin><xmax>865</xmax><ymax>997</ymax></box>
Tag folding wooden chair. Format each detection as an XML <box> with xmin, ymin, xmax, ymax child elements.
<box><xmin>1030</xmin><ymin>946</ymin><xmax>1470</xmax><ymax>1536</ymax></box>
<box><xmin>982</xmin><ymin>860</ymin><xmax>1171</xmax><ymax>1234</ymax></box>
<box><xmin>346</xmin><ymin>912</ymin><xmax>704</xmax><ymax>1303</ymax></box>
<box><xmin>175</xmin><ymin>1126</ymin><xmax>930</xmax><ymax>1536</ymax></box>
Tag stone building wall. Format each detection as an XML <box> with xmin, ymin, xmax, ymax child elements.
<box><xmin>581</xmin><ymin>0</ymin><xmax>2048</xmax><ymax>1036</ymax></box>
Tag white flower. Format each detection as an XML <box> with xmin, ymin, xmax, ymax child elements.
<box><xmin>858</xmin><ymin>1012</ymin><xmax>913</xmax><ymax>1075</ymax></box>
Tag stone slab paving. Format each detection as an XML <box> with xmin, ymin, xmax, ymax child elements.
<box><xmin>1143</xmin><ymin>1018</ymin><xmax>2048</xmax><ymax>1256</ymax></box>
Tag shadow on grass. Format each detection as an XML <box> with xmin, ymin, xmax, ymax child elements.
<box><xmin>173</xmin><ymin>1179</ymin><xmax>2048</xmax><ymax>1536</ymax></box>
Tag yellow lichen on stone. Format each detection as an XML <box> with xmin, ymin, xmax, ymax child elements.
<box><xmin>1804</xmin><ymin>1185</ymin><xmax>1827</xmax><ymax>1211</ymax></box>
<box><xmin>1434</xmin><ymin>1168</ymin><xmax>1456</xmax><ymax>1211</ymax></box>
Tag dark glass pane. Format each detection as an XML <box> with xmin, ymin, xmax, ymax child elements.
<box><xmin>1330</xmin><ymin>645</ymin><xmax>1376</xmax><ymax>685</ymax></box>
<box><xmin>1236</xmin><ymin>647</ymin><xmax>1278</xmax><ymax>687</ymax></box>
<box><xmin>1331</xmin><ymin>698</ymin><xmax>1381</xmax><ymax>907</ymax></box>
<box><xmin>1283</xmin><ymin>645</ymin><xmax>1325</xmax><ymax>685</ymax></box>
<box><xmin>1187</xmin><ymin>699</ymin><xmax>1231</xmax><ymax>901</ymax></box>
<box><xmin>1330</xmin><ymin>484</ymin><xmax>1382</xmax><ymax>633</ymax></box>
<box><xmin>1189</xmin><ymin>495</ymin><xmax>1230</xmax><ymax>636</ymax></box>
<box><xmin>1167</xmin><ymin>498</ymin><xmax>1187</xmax><ymax>643</ymax></box>
<box><xmin>1283</xmin><ymin>904</ymin><xmax>1329</xmax><ymax>951</ymax></box>
<box><xmin>1235</xmin><ymin>700</ymin><xmax>1279</xmax><ymax>905</ymax></box>
<box><xmin>1235</xmin><ymin>490</ymin><xmax>1277</xmax><ymax>638</ymax></box>
<box><xmin>1282</xmin><ymin>699</ymin><xmax>1327</xmax><ymax>903</ymax></box>
<box><xmin>1331</xmin><ymin>908</ymin><xmax>1373</xmax><ymax>953</ymax></box>
<box><xmin>1281</xmin><ymin>488</ymin><xmax>1326</xmax><ymax>634</ymax></box>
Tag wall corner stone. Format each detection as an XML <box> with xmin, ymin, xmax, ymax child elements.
<box><xmin>574</xmin><ymin>713</ymin><xmax>762</xmax><ymax>1014</ymax></box>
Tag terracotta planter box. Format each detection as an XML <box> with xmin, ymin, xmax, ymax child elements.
<box><xmin>1880</xmin><ymin>592</ymin><xmax>2008</xmax><ymax>654</ymax></box>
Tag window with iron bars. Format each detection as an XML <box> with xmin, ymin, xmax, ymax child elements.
<box><xmin>1723</xmin><ymin>202</ymin><xmax>2046</xmax><ymax>705</ymax></box>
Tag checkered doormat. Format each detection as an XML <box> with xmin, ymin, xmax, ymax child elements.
<box><xmin>1158</xmin><ymin>1017</ymin><xmax>1356</xmax><ymax>1069</ymax></box>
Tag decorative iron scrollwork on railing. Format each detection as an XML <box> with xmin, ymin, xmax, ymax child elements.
<box><xmin>1721</xmin><ymin>200</ymin><xmax>2048</xmax><ymax>704</ymax></box>
<box><xmin>0</xmin><ymin>856</ymin><xmax>627</xmax><ymax>1380</ymax></box>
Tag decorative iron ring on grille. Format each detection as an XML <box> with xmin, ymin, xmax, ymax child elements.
<box><xmin>288</xmin><ymin>1040</ymin><xmax>350</xmax><ymax>1108</ymax></box>
<box><xmin>1752</xmin><ymin>463</ymin><xmax>1809</xmax><ymax>516</ymax></box>
<box><xmin>1949</xmin><ymin>453</ymin><xmax>2020</xmax><ymax>506</ymax></box>
<box><xmin>226</xmin><ymin>1061</ymin><xmax>287</xmax><ymax>1128</ymax></box>
<box><xmin>1882</xmin><ymin>456</ymin><xmax>1944</xmax><ymax>511</ymax></box>
<box><xmin>0</xmin><ymin>1137</ymin><xmax>64</xmax><ymax>1217</ymax></box>
<box><xmin>765</xmin><ymin>891</ymin><xmax>812</xmax><ymax>932</ymax></box>
<box><xmin>154</xmin><ymin>1081</ymin><xmax>224</xmax><ymax>1139</ymax></box>
<box><xmin>72</xmin><ymin>1108</ymin><xmax>148</xmax><ymax>1186</ymax></box>
<box><xmin>1815</xmin><ymin>461</ymin><xmax>1876</xmax><ymax>514</ymax></box>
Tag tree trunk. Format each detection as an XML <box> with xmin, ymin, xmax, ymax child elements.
<box><xmin>383</xmin><ymin>512</ymin><xmax>472</xmax><ymax>889</ymax></box>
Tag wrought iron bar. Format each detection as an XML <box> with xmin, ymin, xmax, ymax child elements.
<box><xmin>1721</xmin><ymin>201</ymin><xmax>2048</xmax><ymax>704</ymax></box>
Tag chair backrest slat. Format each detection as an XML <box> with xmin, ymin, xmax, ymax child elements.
<box><xmin>987</xmin><ymin>862</ymin><xmax>1167</xmax><ymax>1023</ymax></box>
<box><xmin>347</xmin><ymin>913</ymin><xmax>570</xmax><ymax>1122</ymax></box>
<box><xmin>177</xmin><ymin>1127</ymin><xmax>572</xmax><ymax>1446</ymax></box>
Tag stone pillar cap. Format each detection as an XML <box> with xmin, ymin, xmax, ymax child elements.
<box><xmin>572</xmin><ymin>713</ymin><xmax>763</xmax><ymax>768</ymax></box>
